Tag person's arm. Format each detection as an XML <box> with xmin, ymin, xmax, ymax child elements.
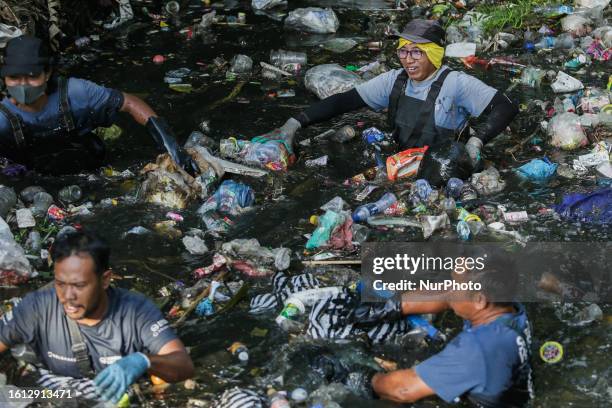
<box><xmin>147</xmin><ymin>338</ymin><xmax>194</xmax><ymax>383</ymax></box>
<box><xmin>119</xmin><ymin>92</ymin><xmax>157</xmax><ymax>125</ymax></box>
<box><xmin>400</xmin><ymin>290</ymin><xmax>450</xmax><ymax>315</ymax></box>
<box><xmin>474</xmin><ymin>91</ymin><xmax>519</xmax><ymax>145</ymax></box>
<box><xmin>0</xmin><ymin>341</ymin><xmax>8</xmax><ymax>354</ymax></box>
<box><xmin>119</xmin><ymin>92</ymin><xmax>199</xmax><ymax>175</ymax></box>
<box><xmin>372</xmin><ymin>368</ymin><xmax>435</xmax><ymax>403</ymax></box>
<box><xmin>293</xmin><ymin>88</ymin><xmax>368</xmax><ymax>128</ymax></box>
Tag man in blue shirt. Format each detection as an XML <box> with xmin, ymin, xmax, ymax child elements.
<box><xmin>348</xmin><ymin>262</ymin><xmax>533</xmax><ymax>407</ymax></box>
<box><xmin>0</xmin><ymin>35</ymin><xmax>198</xmax><ymax>175</ymax></box>
<box><xmin>265</xmin><ymin>19</ymin><xmax>518</xmax><ymax>170</ymax></box>
<box><xmin>0</xmin><ymin>229</ymin><xmax>194</xmax><ymax>404</ymax></box>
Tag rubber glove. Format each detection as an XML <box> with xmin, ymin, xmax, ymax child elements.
<box><xmin>94</xmin><ymin>352</ymin><xmax>150</xmax><ymax>403</ymax></box>
<box><xmin>465</xmin><ymin>136</ymin><xmax>483</xmax><ymax>167</ymax></box>
<box><xmin>146</xmin><ymin>116</ymin><xmax>200</xmax><ymax>176</ymax></box>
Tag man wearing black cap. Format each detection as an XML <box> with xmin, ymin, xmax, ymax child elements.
<box><xmin>263</xmin><ymin>19</ymin><xmax>518</xmax><ymax>170</ymax></box>
<box><xmin>0</xmin><ymin>35</ymin><xmax>199</xmax><ymax>175</ymax></box>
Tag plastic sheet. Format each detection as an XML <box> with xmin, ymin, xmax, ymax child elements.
<box><xmin>0</xmin><ymin>236</ymin><xmax>32</xmax><ymax>285</ymax></box>
<box><xmin>516</xmin><ymin>157</ymin><xmax>559</xmax><ymax>182</ymax></box>
<box><xmin>304</xmin><ymin>64</ymin><xmax>363</xmax><ymax>99</ymax></box>
<box><xmin>284</xmin><ymin>7</ymin><xmax>339</xmax><ymax>34</ymax></box>
<box><xmin>554</xmin><ymin>188</ymin><xmax>612</xmax><ymax>224</ymax></box>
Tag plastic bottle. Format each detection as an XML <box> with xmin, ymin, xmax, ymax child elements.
<box><xmin>535</xmin><ymin>5</ymin><xmax>573</xmax><ymax>17</ymax></box>
<box><xmin>441</xmin><ymin>197</ymin><xmax>456</xmax><ymax>220</ymax></box>
<box><xmin>58</xmin><ymin>185</ymin><xmax>82</xmax><ymax>203</ymax></box>
<box><xmin>330</xmin><ymin>126</ymin><xmax>356</xmax><ymax>143</ymax></box>
<box><xmin>457</xmin><ymin>220</ymin><xmax>471</xmax><ymax>240</ymax></box>
<box><xmin>270</xmin><ymin>49</ymin><xmax>307</xmax><ymax>66</ymax></box>
<box><xmin>362</xmin><ymin>127</ymin><xmax>385</xmax><ymax>145</ymax></box>
<box><xmin>305</xmin><ymin>210</ymin><xmax>345</xmax><ymax>250</ymax></box>
<box><xmin>352</xmin><ymin>193</ymin><xmax>397</xmax><ymax>223</ymax></box>
<box><xmin>228</xmin><ymin>342</ymin><xmax>249</xmax><ymax>363</ymax></box>
<box><xmin>351</xmin><ymin>223</ymin><xmax>369</xmax><ymax>244</ymax></box>
<box><xmin>275</xmin><ymin>297</ymin><xmax>305</xmax><ymax>332</ymax></box>
<box><xmin>534</xmin><ymin>36</ymin><xmax>556</xmax><ymax>49</ymax></box>
<box><xmin>406</xmin><ymin>315</ymin><xmax>442</xmax><ymax>340</ymax></box>
<box><xmin>269</xmin><ymin>391</ymin><xmax>290</xmax><ymax>408</ymax></box>
<box><xmin>289</xmin><ymin>287</ymin><xmax>342</xmax><ymax>306</ymax></box>
<box><xmin>201</xmin><ymin>180</ymin><xmax>255</xmax><ymax>215</ymax></box>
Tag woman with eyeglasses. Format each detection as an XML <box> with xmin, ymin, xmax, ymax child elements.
<box><xmin>267</xmin><ymin>19</ymin><xmax>518</xmax><ymax>171</ymax></box>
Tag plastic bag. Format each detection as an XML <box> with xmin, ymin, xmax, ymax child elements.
<box><xmin>576</xmin><ymin>0</ymin><xmax>610</xmax><ymax>9</ymax></box>
<box><xmin>251</xmin><ymin>0</ymin><xmax>286</xmax><ymax>11</ymax></box>
<box><xmin>551</xmin><ymin>71</ymin><xmax>584</xmax><ymax>93</ymax></box>
<box><xmin>0</xmin><ymin>23</ymin><xmax>22</xmax><ymax>48</ymax></box>
<box><xmin>516</xmin><ymin>157</ymin><xmax>558</xmax><ymax>182</ymax></box>
<box><xmin>198</xmin><ymin>180</ymin><xmax>255</xmax><ymax>216</ymax></box>
<box><xmin>444</xmin><ymin>42</ymin><xmax>477</xmax><ymax>58</ymax></box>
<box><xmin>0</xmin><ymin>236</ymin><xmax>32</xmax><ymax>285</ymax></box>
<box><xmin>304</xmin><ymin>64</ymin><xmax>363</xmax><ymax>99</ymax></box>
<box><xmin>470</xmin><ymin>166</ymin><xmax>506</xmax><ymax>196</ymax></box>
<box><xmin>417</xmin><ymin>140</ymin><xmax>473</xmax><ymax>187</ymax></box>
<box><xmin>0</xmin><ymin>185</ymin><xmax>17</xmax><ymax>219</ymax></box>
<box><xmin>561</xmin><ymin>14</ymin><xmax>591</xmax><ymax>36</ymax></box>
<box><xmin>220</xmin><ymin>138</ymin><xmax>293</xmax><ymax>171</ymax></box>
<box><xmin>548</xmin><ymin>112</ymin><xmax>588</xmax><ymax>150</ymax></box>
<box><xmin>554</xmin><ymin>188</ymin><xmax>612</xmax><ymax>224</ymax></box>
<box><xmin>229</xmin><ymin>54</ymin><xmax>253</xmax><ymax>73</ymax></box>
<box><xmin>284</xmin><ymin>7</ymin><xmax>339</xmax><ymax>34</ymax></box>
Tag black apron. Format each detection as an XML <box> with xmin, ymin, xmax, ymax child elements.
<box><xmin>387</xmin><ymin>68</ymin><xmax>460</xmax><ymax>150</ymax></box>
<box><xmin>0</xmin><ymin>77</ymin><xmax>106</xmax><ymax>175</ymax></box>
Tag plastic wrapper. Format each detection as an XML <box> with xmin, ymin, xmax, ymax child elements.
<box><xmin>284</xmin><ymin>7</ymin><xmax>339</xmax><ymax>34</ymax></box>
<box><xmin>304</xmin><ymin>64</ymin><xmax>363</xmax><ymax>99</ymax></box>
<box><xmin>417</xmin><ymin>141</ymin><xmax>473</xmax><ymax>187</ymax></box>
<box><xmin>0</xmin><ymin>185</ymin><xmax>17</xmax><ymax>219</ymax></box>
<box><xmin>252</xmin><ymin>0</ymin><xmax>286</xmax><ymax>11</ymax></box>
<box><xmin>470</xmin><ymin>167</ymin><xmax>506</xmax><ymax>196</ymax></box>
<box><xmin>0</xmin><ymin>236</ymin><xmax>32</xmax><ymax>285</ymax></box>
<box><xmin>221</xmin><ymin>238</ymin><xmax>291</xmax><ymax>270</ymax></box>
<box><xmin>548</xmin><ymin>113</ymin><xmax>588</xmax><ymax>150</ymax></box>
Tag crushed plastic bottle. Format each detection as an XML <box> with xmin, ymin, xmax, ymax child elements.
<box><xmin>352</xmin><ymin>193</ymin><xmax>397</xmax><ymax>223</ymax></box>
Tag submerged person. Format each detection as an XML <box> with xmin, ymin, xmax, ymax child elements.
<box><xmin>266</xmin><ymin>19</ymin><xmax>518</xmax><ymax>169</ymax></box>
<box><xmin>0</xmin><ymin>229</ymin><xmax>194</xmax><ymax>404</ymax></box>
<box><xmin>347</xmin><ymin>262</ymin><xmax>533</xmax><ymax>406</ymax></box>
<box><xmin>0</xmin><ymin>35</ymin><xmax>198</xmax><ymax>175</ymax></box>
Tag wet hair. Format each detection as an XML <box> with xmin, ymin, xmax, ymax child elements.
<box><xmin>51</xmin><ymin>229</ymin><xmax>110</xmax><ymax>276</ymax></box>
<box><xmin>464</xmin><ymin>249</ymin><xmax>517</xmax><ymax>307</ymax></box>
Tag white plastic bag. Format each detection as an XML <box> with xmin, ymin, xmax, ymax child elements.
<box><xmin>560</xmin><ymin>14</ymin><xmax>591</xmax><ymax>36</ymax></box>
<box><xmin>470</xmin><ymin>167</ymin><xmax>506</xmax><ymax>196</ymax></box>
<box><xmin>251</xmin><ymin>0</ymin><xmax>286</xmax><ymax>11</ymax></box>
<box><xmin>0</xmin><ymin>24</ymin><xmax>22</xmax><ymax>48</ymax></box>
<box><xmin>551</xmin><ymin>71</ymin><xmax>584</xmax><ymax>93</ymax></box>
<box><xmin>284</xmin><ymin>7</ymin><xmax>339</xmax><ymax>34</ymax></box>
<box><xmin>304</xmin><ymin>64</ymin><xmax>363</xmax><ymax>99</ymax></box>
<box><xmin>548</xmin><ymin>112</ymin><xmax>588</xmax><ymax>150</ymax></box>
<box><xmin>0</xmin><ymin>236</ymin><xmax>32</xmax><ymax>284</ymax></box>
<box><xmin>576</xmin><ymin>0</ymin><xmax>610</xmax><ymax>9</ymax></box>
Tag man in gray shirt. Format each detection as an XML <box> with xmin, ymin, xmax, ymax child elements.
<box><xmin>0</xmin><ymin>229</ymin><xmax>194</xmax><ymax>404</ymax></box>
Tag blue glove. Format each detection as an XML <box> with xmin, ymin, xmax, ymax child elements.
<box><xmin>94</xmin><ymin>352</ymin><xmax>150</xmax><ymax>403</ymax></box>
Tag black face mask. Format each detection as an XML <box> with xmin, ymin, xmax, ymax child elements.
<box><xmin>7</xmin><ymin>83</ymin><xmax>46</xmax><ymax>105</ymax></box>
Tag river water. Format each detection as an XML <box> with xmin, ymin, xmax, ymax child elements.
<box><xmin>1</xmin><ymin>0</ymin><xmax>611</xmax><ymax>407</ymax></box>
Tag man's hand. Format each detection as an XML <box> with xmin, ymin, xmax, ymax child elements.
<box><xmin>146</xmin><ymin>116</ymin><xmax>200</xmax><ymax>176</ymax></box>
<box><xmin>465</xmin><ymin>136</ymin><xmax>483</xmax><ymax>167</ymax></box>
<box><xmin>94</xmin><ymin>352</ymin><xmax>150</xmax><ymax>404</ymax></box>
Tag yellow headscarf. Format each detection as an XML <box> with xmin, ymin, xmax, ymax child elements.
<box><xmin>397</xmin><ymin>38</ymin><xmax>444</xmax><ymax>69</ymax></box>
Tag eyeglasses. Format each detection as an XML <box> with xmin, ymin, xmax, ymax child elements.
<box><xmin>397</xmin><ymin>48</ymin><xmax>424</xmax><ymax>60</ymax></box>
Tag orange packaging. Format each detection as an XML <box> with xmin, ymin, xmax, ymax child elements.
<box><xmin>151</xmin><ymin>375</ymin><xmax>167</xmax><ymax>385</ymax></box>
<box><xmin>386</xmin><ymin>146</ymin><xmax>429</xmax><ymax>182</ymax></box>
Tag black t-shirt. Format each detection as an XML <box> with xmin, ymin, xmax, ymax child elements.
<box><xmin>0</xmin><ymin>286</ymin><xmax>177</xmax><ymax>378</ymax></box>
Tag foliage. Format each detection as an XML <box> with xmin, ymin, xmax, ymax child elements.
<box><xmin>471</xmin><ymin>0</ymin><xmax>551</xmax><ymax>34</ymax></box>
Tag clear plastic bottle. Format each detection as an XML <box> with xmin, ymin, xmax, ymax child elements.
<box><xmin>270</xmin><ymin>49</ymin><xmax>307</xmax><ymax>66</ymax></box>
<box><xmin>352</xmin><ymin>192</ymin><xmax>397</xmax><ymax>223</ymax></box>
<box><xmin>330</xmin><ymin>126</ymin><xmax>356</xmax><ymax>143</ymax></box>
<box><xmin>351</xmin><ymin>223</ymin><xmax>370</xmax><ymax>244</ymax></box>
<box><xmin>305</xmin><ymin>210</ymin><xmax>345</xmax><ymax>250</ymax></box>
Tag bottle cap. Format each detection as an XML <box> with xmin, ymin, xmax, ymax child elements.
<box><xmin>309</xmin><ymin>215</ymin><xmax>319</xmax><ymax>225</ymax></box>
<box><xmin>540</xmin><ymin>341</ymin><xmax>563</xmax><ymax>363</ymax></box>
